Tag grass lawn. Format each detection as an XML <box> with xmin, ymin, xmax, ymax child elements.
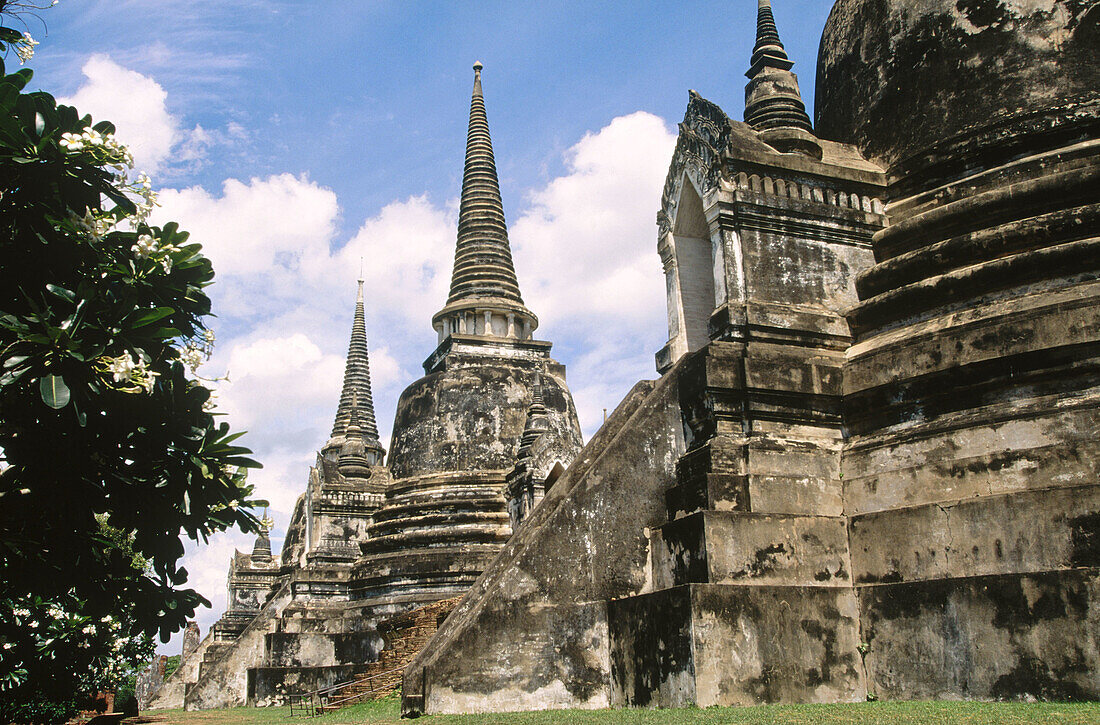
<box><xmin>142</xmin><ymin>695</ymin><xmax>1100</xmax><ymax>725</ymax></box>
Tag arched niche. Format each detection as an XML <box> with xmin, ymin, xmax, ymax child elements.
<box><xmin>671</xmin><ymin>177</ymin><xmax>717</xmax><ymax>353</ymax></box>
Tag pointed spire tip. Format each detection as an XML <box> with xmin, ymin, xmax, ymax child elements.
<box><xmin>473</xmin><ymin>61</ymin><xmax>483</xmax><ymax>73</ymax></box>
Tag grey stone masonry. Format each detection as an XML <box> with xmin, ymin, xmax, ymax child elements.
<box><xmin>402</xmin><ymin>0</ymin><xmax>1099</xmax><ymax>714</ymax></box>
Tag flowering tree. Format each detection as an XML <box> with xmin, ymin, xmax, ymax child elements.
<box><xmin>0</xmin><ymin>16</ymin><xmax>265</xmax><ymax>722</ymax></box>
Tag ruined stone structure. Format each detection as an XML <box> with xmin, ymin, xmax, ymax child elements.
<box><xmin>159</xmin><ymin>63</ymin><xmax>583</xmax><ymax>712</ymax></box>
<box><xmin>402</xmin><ymin>0</ymin><xmax>1099</xmax><ymax>714</ymax></box>
<box><xmin>344</xmin><ymin>63</ymin><xmax>583</xmax><ymax>622</ymax></box>
<box><xmin>135</xmin><ymin>655</ymin><xmax>167</xmax><ymax>710</ymax></box>
<box><xmin>146</xmin><ymin>622</ymin><xmax>205</xmax><ymax>710</ymax></box>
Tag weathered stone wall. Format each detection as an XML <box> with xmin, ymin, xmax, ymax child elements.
<box><xmin>401</xmin><ymin>375</ymin><xmax>681</xmax><ymax>714</ymax></box>
<box><xmin>821</xmin><ymin>0</ymin><xmax>1100</xmax><ymax>703</ymax></box>
<box><xmin>135</xmin><ymin>655</ymin><xmax>166</xmax><ymax>710</ymax></box>
<box><xmin>816</xmin><ymin>0</ymin><xmax>1100</xmax><ymax>168</ymax></box>
<box><xmin>147</xmin><ymin>630</ymin><xmax>213</xmax><ymax>710</ymax></box>
<box><xmin>184</xmin><ymin>583</ymin><xmax>293</xmax><ymax>710</ymax></box>
<box><xmin>387</xmin><ymin>357</ymin><xmax>579</xmax><ymax>480</ymax></box>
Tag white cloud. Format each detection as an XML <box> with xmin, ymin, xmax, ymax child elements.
<box><xmin>511</xmin><ymin>111</ymin><xmax>675</xmax><ymax>435</ymax></box>
<box><xmin>336</xmin><ymin>195</ymin><xmax>456</xmax><ymax>328</ymax></box>
<box><xmin>58</xmin><ymin>54</ymin><xmax>249</xmax><ymax>179</ymax></box>
<box><xmin>157</xmin><ymin>173</ymin><xmax>339</xmax><ymax>278</ymax></box>
<box><xmin>174</xmin><ymin>531</ymin><xmax>251</xmax><ymax>643</ymax></box>
<box><xmin>513</xmin><ymin>111</ymin><xmax>673</xmax><ymax>328</ymax></box>
<box><xmin>60</xmin><ymin>55</ymin><xmax>178</xmax><ymax>173</ymax></box>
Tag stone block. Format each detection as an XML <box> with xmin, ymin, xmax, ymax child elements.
<box><xmin>247</xmin><ymin>665</ymin><xmax>360</xmax><ymax>708</ymax></box>
<box><xmin>860</xmin><ymin>570</ymin><xmax>1100</xmax><ymax>701</ymax></box>
<box><xmin>654</xmin><ymin>511</ymin><xmax>850</xmax><ymax>589</ymax></box>
<box><xmin>609</xmin><ymin>584</ymin><xmax>864</xmax><ymax>708</ymax></box>
<box><xmin>850</xmin><ymin>484</ymin><xmax>1100</xmax><ymax>584</ymax></box>
<box><xmin>844</xmin><ymin>401</ymin><xmax>1100</xmax><ymax>515</ymax></box>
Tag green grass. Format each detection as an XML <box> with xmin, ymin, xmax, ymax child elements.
<box><xmin>144</xmin><ymin>696</ymin><xmax>1100</xmax><ymax>725</ymax></box>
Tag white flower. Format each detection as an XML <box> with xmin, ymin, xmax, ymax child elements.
<box><xmin>11</xmin><ymin>608</ymin><xmax>30</xmax><ymax>618</ymax></box>
<box><xmin>228</xmin><ymin>500</ymin><xmax>239</xmax><ymax>509</ymax></box>
<box><xmin>131</xmin><ymin>234</ymin><xmax>157</xmax><ymax>259</ymax></box>
<box><xmin>1</xmin><ymin>643</ymin><xmax>12</xmax><ymax>650</ymax></box>
<box><xmin>59</xmin><ymin>132</ymin><xmax>84</xmax><ymax>152</ymax></box>
<box><xmin>15</xmin><ymin>32</ymin><xmax>38</xmax><ymax>65</ymax></box>
<box><xmin>108</xmin><ymin>353</ymin><xmax>137</xmax><ymax>383</ymax></box>
<box><xmin>81</xmin><ymin>129</ymin><xmax>103</xmax><ymax>147</ymax></box>
<box><xmin>82</xmin><ymin>625</ymin><xmax>96</xmax><ymax>635</ymax></box>
<box><xmin>104</xmin><ymin>351</ymin><xmax>158</xmax><ymax>392</ymax></box>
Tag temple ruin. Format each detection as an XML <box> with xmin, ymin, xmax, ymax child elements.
<box><xmin>155</xmin><ymin>0</ymin><xmax>1099</xmax><ymax>714</ymax></box>
<box><xmin>402</xmin><ymin>0</ymin><xmax>1100</xmax><ymax>714</ymax></box>
<box><xmin>153</xmin><ymin>62</ymin><xmax>583</xmax><ymax>711</ymax></box>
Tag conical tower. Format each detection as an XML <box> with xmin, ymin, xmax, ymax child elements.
<box><xmin>516</xmin><ymin>374</ymin><xmax>549</xmax><ymax>459</ymax></box>
<box><xmin>250</xmin><ymin>517</ymin><xmax>272</xmax><ymax>564</ymax></box>
<box><xmin>430</xmin><ymin>62</ymin><xmax>538</xmax><ymax>355</ymax></box>
<box><xmin>325</xmin><ymin>278</ymin><xmax>385</xmax><ymax>465</ymax></box>
<box><xmin>743</xmin><ymin>0</ymin><xmax>820</xmax><ymax>157</ymax></box>
<box><xmin>348</xmin><ymin>62</ymin><xmax>584</xmax><ymax>622</ymax></box>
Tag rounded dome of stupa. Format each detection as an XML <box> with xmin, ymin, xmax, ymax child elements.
<box><xmin>815</xmin><ymin>0</ymin><xmax>1100</xmax><ymax>168</ymax></box>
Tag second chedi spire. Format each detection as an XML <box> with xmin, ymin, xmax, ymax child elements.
<box><xmin>432</xmin><ymin>62</ymin><xmax>538</xmax><ymax>348</ymax></box>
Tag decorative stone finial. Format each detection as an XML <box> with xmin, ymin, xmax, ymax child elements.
<box><xmin>338</xmin><ymin>393</ymin><xmax>374</xmax><ymax>478</ymax></box>
<box><xmin>744</xmin><ymin>0</ymin><xmax>820</xmax><ymax>156</ymax></box>
<box><xmin>473</xmin><ymin>61</ymin><xmax>484</xmax><ymax>73</ymax></box>
<box><xmin>251</xmin><ymin>522</ymin><xmax>272</xmax><ymax>563</ymax></box>
<box><xmin>517</xmin><ymin>372</ymin><xmax>549</xmax><ymax>458</ymax></box>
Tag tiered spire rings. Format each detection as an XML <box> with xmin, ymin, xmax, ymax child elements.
<box><xmin>432</xmin><ymin>63</ymin><xmax>538</xmax><ymax>343</ymax></box>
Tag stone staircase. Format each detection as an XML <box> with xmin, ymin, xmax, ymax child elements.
<box><xmin>314</xmin><ymin>597</ymin><xmax>460</xmax><ymax>714</ymax></box>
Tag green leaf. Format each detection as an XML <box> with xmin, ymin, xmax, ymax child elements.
<box><xmin>2</xmin><ymin>355</ymin><xmax>29</xmax><ymax>370</ymax></box>
<box><xmin>39</xmin><ymin>375</ymin><xmax>71</xmax><ymax>409</ymax></box>
<box><xmin>46</xmin><ymin>284</ymin><xmax>76</xmax><ymax>303</ymax></box>
<box><xmin>130</xmin><ymin>307</ymin><xmax>174</xmax><ymax>328</ymax></box>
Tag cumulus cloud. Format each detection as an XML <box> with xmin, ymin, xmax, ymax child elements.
<box><xmin>513</xmin><ymin>111</ymin><xmax>674</xmax><ymax>329</ymax></box>
<box><xmin>511</xmin><ymin>111</ymin><xmax>676</xmax><ymax>435</ymax></box>
<box><xmin>60</xmin><ymin>55</ymin><xmax>248</xmax><ymax>177</ymax></box>
<box><xmin>61</xmin><ymin>55</ymin><xmax>179</xmax><ymax>173</ymax></box>
<box><xmin>175</xmin><ymin>531</ymin><xmax>252</xmax><ymax>641</ymax></box>
<box><xmin>336</xmin><ymin>195</ymin><xmax>456</xmax><ymax>329</ymax></box>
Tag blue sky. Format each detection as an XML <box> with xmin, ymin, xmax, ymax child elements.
<box><xmin>17</xmin><ymin>0</ymin><xmax>833</xmax><ymax>653</ymax></box>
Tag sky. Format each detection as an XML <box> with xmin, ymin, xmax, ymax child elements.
<box><xmin>14</xmin><ymin>0</ymin><xmax>835</xmax><ymax>654</ymax></box>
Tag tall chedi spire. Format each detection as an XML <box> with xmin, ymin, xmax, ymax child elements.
<box><xmin>744</xmin><ymin>0</ymin><xmax>821</xmax><ymax>157</ymax></box>
<box><xmin>325</xmin><ymin>278</ymin><xmax>385</xmax><ymax>466</ymax></box>
<box><xmin>431</xmin><ymin>62</ymin><xmax>538</xmax><ymax>350</ymax></box>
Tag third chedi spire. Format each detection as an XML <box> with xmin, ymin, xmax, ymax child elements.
<box><xmin>326</xmin><ymin>278</ymin><xmax>385</xmax><ymax>465</ymax></box>
<box><xmin>744</xmin><ymin>0</ymin><xmax>813</xmax><ymax>134</ymax></box>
